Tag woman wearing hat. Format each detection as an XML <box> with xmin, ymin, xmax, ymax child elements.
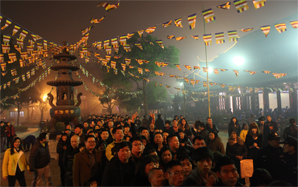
<box><xmin>2</xmin><ymin>136</ymin><xmax>29</xmax><ymax>186</ymax></box>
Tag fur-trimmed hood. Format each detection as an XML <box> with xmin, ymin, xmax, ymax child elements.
<box><xmin>228</xmin><ymin>136</ymin><xmax>244</xmax><ymax>146</ymax></box>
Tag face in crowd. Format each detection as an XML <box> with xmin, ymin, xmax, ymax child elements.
<box><xmin>267</xmin><ymin>115</ymin><xmax>272</xmax><ymax>122</ymax></box>
<box><xmin>197</xmin><ymin>157</ymin><xmax>212</xmax><ymax>175</ymax></box>
<box><xmin>85</xmin><ymin>137</ymin><xmax>96</xmax><ymax>151</ymax></box>
<box><xmin>117</xmin><ymin>146</ymin><xmax>131</xmax><ymax>163</ymax></box>
<box><xmin>165</xmin><ymin>165</ymin><xmax>184</xmax><ymax>187</ymax></box>
<box><xmin>161</xmin><ymin>150</ymin><xmax>172</xmax><ymax>164</ymax></box>
<box><xmin>193</xmin><ymin>139</ymin><xmax>206</xmax><ymax>150</ymax></box>
<box><xmin>209</xmin><ymin>133</ymin><xmax>215</xmax><ymax>141</ymax></box>
<box><xmin>114</xmin><ymin>129</ymin><xmax>124</xmax><ymax>142</ymax></box>
<box><xmin>61</xmin><ymin>135</ymin><xmax>67</xmax><ymax>142</ymax></box>
<box><xmin>149</xmin><ymin>169</ymin><xmax>165</xmax><ymax>187</ymax></box>
<box><xmin>14</xmin><ymin>139</ymin><xmax>21</xmax><ymax>149</ymax></box>
<box><xmin>154</xmin><ymin>133</ymin><xmax>163</xmax><ymax>144</ymax></box>
<box><xmin>100</xmin><ymin>131</ymin><xmax>109</xmax><ymax>141</ymax></box>
<box><xmin>131</xmin><ymin>140</ymin><xmax>143</xmax><ymax>154</ymax></box>
<box><xmin>83</xmin><ymin>122</ymin><xmax>88</xmax><ymax>129</ymax></box>
<box><xmin>162</xmin><ymin>132</ymin><xmax>169</xmax><ymax>144</ymax></box>
<box><xmin>169</xmin><ymin>136</ymin><xmax>180</xmax><ymax>151</ymax></box>
<box><xmin>74</xmin><ymin>127</ymin><xmax>82</xmax><ymax>135</ymax></box>
<box><xmin>251</xmin><ymin>128</ymin><xmax>257</xmax><ymax>135</ymax></box>
<box><xmin>216</xmin><ymin>164</ymin><xmax>239</xmax><ymax>186</ymax></box>
<box><xmin>180</xmin><ymin>158</ymin><xmax>192</xmax><ymax>179</ymax></box>
<box><xmin>207</xmin><ymin>118</ymin><xmax>212</xmax><ymax>125</ymax></box>
<box><xmin>70</xmin><ymin>136</ymin><xmax>80</xmax><ymax>149</ymax></box>
<box><xmin>181</xmin><ymin>119</ymin><xmax>186</xmax><ymax>126</ymax></box>
<box><xmin>142</xmin><ymin>129</ymin><xmax>150</xmax><ymax>140</ymax></box>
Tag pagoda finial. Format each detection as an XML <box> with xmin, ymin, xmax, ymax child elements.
<box><xmin>62</xmin><ymin>41</ymin><xmax>69</xmax><ymax>53</ymax></box>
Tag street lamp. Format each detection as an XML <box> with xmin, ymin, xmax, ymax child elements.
<box><xmin>233</xmin><ymin>56</ymin><xmax>244</xmax><ymax>65</ymax></box>
<box><xmin>43</xmin><ymin>94</ymin><xmax>48</xmax><ymax>102</ymax></box>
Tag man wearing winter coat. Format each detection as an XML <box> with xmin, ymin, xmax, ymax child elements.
<box><xmin>73</xmin><ymin>135</ymin><xmax>104</xmax><ymax>186</ymax></box>
<box><xmin>29</xmin><ymin>132</ymin><xmax>53</xmax><ymax>186</ymax></box>
<box><xmin>63</xmin><ymin>135</ymin><xmax>80</xmax><ymax>186</ymax></box>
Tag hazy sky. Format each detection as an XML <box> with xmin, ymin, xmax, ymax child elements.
<box><xmin>1</xmin><ymin>0</ymin><xmax>298</xmax><ymax>95</ymax></box>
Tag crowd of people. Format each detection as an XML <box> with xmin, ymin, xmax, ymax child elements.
<box><xmin>1</xmin><ymin>113</ymin><xmax>297</xmax><ymax>187</ymax></box>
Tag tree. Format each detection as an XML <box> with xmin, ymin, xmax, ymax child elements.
<box><xmin>146</xmin><ymin>81</ymin><xmax>167</xmax><ymax>110</ymax></box>
<box><xmin>98</xmin><ymin>88</ymin><xmax>119</xmax><ymax>115</ymax></box>
<box><xmin>38</xmin><ymin>96</ymin><xmax>50</xmax><ymax>122</ymax></box>
<box><xmin>14</xmin><ymin>87</ymin><xmax>41</xmax><ymax>125</ymax></box>
<box><xmin>102</xmin><ymin>34</ymin><xmax>180</xmax><ymax>116</ymax></box>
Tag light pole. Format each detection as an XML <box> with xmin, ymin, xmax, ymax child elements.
<box><xmin>180</xmin><ymin>82</ymin><xmax>186</xmax><ymax>117</ymax></box>
<box><xmin>203</xmin><ymin>10</ymin><xmax>211</xmax><ymax>117</ymax></box>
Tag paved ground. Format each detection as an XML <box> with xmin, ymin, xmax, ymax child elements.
<box><xmin>0</xmin><ymin>129</ymin><xmax>229</xmax><ymax>187</ymax></box>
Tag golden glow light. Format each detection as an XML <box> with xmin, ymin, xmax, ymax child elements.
<box><xmin>43</xmin><ymin>94</ymin><xmax>48</xmax><ymax>101</ymax></box>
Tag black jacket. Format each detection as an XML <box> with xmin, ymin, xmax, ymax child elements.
<box><xmin>226</xmin><ymin>137</ymin><xmax>248</xmax><ymax>172</ymax></box>
<box><xmin>263</xmin><ymin>120</ymin><xmax>278</xmax><ymax>144</ymax></box>
<box><xmin>199</xmin><ymin>129</ymin><xmax>209</xmax><ymax>143</ymax></box>
<box><xmin>102</xmin><ymin>158</ymin><xmax>135</xmax><ymax>186</ymax></box>
<box><xmin>216</xmin><ymin>179</ymin><xmax>243</xmax><ymax>186</ymax></box>
<box><xmin>29</xmin><ymin>141</ymin><xmax>51</xmax><ymax>171</ymax></box>
<box><xmin>155</xmin><ymin>117</ymin><xmax>164</xmax><ymax>130</ymax></box>
<box><xmin>1</xmin><ymin>125</ymin><xmax>7</xmax><ymax>137</ymax></box>
<box><xmin>245</xmin><ymin>134</ymin><xmax>263</xmax><ymax>160</ymax></box>
<box><xmin>226</xmin><ymin>137</ymin><xmax>248</xmax><ymax>159</ymax></box>
<box><xmin>63</xmin><ymin>146</ymin><xmax>80</xmax><ymax>186</ymax></box>
<box><xmin>206</xmin><ymin>123</ymin><xmax>219</xmax><ymax>133</ymax></box>
<box><xmin>131</xmin><ymin>175</ymin><xmax>151</xmax><ymax>186</ymax></box>
<box><xmin>256</xmin><ymin>145</ymin><xmax>284</xmax><ymax>180</ymax></box>
<box><xmin>56</xmin><ymin>138</ymin><xmax>68</xmax><ymax>167</ymax></box>
<box><xmin>23</xmin><ymin>135</ymin><xmax>36</xmax><ymax>144</ymax></box>
<box><xmin>228</xmin><ymin>123</ymin><xmax>241</xmax><ymax>136</ymax></box>
<box><xmin>183</xmin><ymin>168</ymin><xmax>217</xmax><ymax>186</ymax></box>
<box><xmin>281</xmin><ymin>153</ymin><xmax>298</xmax><ymax>186</ymax></box>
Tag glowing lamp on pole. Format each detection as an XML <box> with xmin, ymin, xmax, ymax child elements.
<box><xmin>233</xmin><ymin>56</ymin><xmax>244</xmax><ymax>66</ymax></box>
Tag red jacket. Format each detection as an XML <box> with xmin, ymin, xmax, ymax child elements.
<box><xmin>6</xmin><ymin>125</ymin><xmax>16</xmax><ymax>137</ymax></box>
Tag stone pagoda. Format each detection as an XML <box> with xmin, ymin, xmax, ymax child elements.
<box><xmin>47</xmin><ymin>46</ymin><xmax>83</xmax><ymax>129</ymax></box>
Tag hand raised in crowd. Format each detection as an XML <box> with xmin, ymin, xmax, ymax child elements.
<box><xmin>236</xmin><ymin>155</ymin><xmax>243</xmax><ymax>160</ymax></box>
<box><xmin>157</xmin><ymin>141</ymin><xmax>163</xmax><ymax>151</ymax></box>
<box><xmin>206</xmin><ymin>175</ymin><xmax>216</xmax><ymax>187</ymax></box>
<box><xmin>149</xmin><ymin>111</ymin><xmax>155</xmax><ymax>120</ymax></box>
<box><xmin>131</xmin><ymin>112</ymin><xmax>138</xmax><ymax>122</ymax></box>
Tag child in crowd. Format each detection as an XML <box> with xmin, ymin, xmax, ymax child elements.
<box><xmin>240</xmin><ymin>123</ymin><xmax>248</xmax><ymax>142</ymax></box>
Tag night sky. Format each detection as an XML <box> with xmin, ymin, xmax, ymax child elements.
<box><xmin>1</xmin><ymin>0</ymin><xmax>298</xmax><ymax>95</ymax></box>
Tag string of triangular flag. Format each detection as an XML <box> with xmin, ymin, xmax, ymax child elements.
<box><xmin>0</xmin><ymin>14</ymin><xmax>62</xmax><ymax>55</ymax></box>
<box><xmin>178</xmin><ymin>66</ymin><xmax>287</xmax><ymax>79</ymax></box>
<box><xmin>86</xmin><ymin>19</ymin><xmax>297</xmax><ymax>58</ymax></box>
<box><xmin>0</xmin><ymin>63</ymin><xmax>53</xmax><ymax>103</ymax></box>
<box><xmin>73</xmin><ymin>62</ymin><xmax>143</xmax><ymax>96</ymax></box>
<box><xmin>70</xmin><ymin>1</ymin><xmax>121</xmax><ymax>52</ymax></box>
<box><xmin>87</xmin><ymin>0</ymin><xmax>271</xmax><ymax>52</ymax></box>
<box><xmin>0</xmin><ymin>62</ymin><xmax>50</xmax><ymax>91</ymax></box>
<box><xmin>167</xmin><ymin>20</ymin><xmax>296</xmax><ymax>45</ymax></box>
